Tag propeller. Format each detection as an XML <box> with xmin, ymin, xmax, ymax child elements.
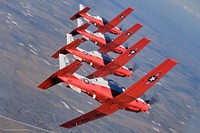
<box><xmin>127</xmin><ymin>63</ymin><xmax>139</xmax><ymax>73</ymax></box>
<box><xmin>144</xmin><ymin>93</ymin><xmax>160</xmax><ymax>106</ymax></box>
<box><xmin>123</xmin><ymin>42</ymin><xmax>130</xmax><ymax>49</ymax></box>
<box><xmin>119</xmin><ymin>25</ymin><xmax>123</xmax><ymax>31</ymax></box>
<box><xmin>118</xmin><ymin>25</ymin><xmax>127</xmax><ymax>32</ymax></box>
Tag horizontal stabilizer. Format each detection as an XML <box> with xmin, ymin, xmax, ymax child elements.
<box><xmin>69</xmin><ymin>23</ymin><xmax>90</xmax><ymax>36</ymax></box>
<box><xmin>70</xmin><ymin>7</ymin><xmax>90</xmax><ymax>20</ymax></box>
<box><xmin>52</xmin><ymin>39</ymin><xmax>84</xmax><ymax>58</ymax></box>
<box><xmin>38</xmin><ymin>60</ymin><xmax>82</xmax><ymax>90</ymax></box>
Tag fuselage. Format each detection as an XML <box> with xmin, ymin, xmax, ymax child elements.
<box><xmin>77</xmin><ymin>30</ymin><xmax>126</xmax><ymax>54</ymax></box>
<box><xmin>81</xmin><ymin>13</ymin><xmax>122</xmax><ymax>35</ymax></box>
<box><xmin>66</xmin><ymin>48</ymin><xmax>132</xmax><ymax>77</ymax></box>
<box><xmin>60</xmin><ymin>74</ymin><xmax>150</xmax><ymax>113</ymax></box>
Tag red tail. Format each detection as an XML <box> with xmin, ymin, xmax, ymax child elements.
<box><xmin>69</xmin><ymin>23</ymin><xmax>90</xmax><ymax>36</ymax></box>
<box><xmin>70</xmin><ymin>7</ymin><xmax>90</xmax><ymax>20</ymax></box>
<box><xmin>52</xmin><ymin>39</ymin><xmax>84</xmax><ymax>58</ymax></box>
<box><xmin>38</xmin><ymin>61</ymin><xmax>82</xmax><ymax>90</ymax></box>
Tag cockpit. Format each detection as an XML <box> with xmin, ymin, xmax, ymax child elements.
<box><xmin>106</xmin><ymin>78</ymin><xmax>126</xmax><ymax>94</ymax></box>
<box><xmin>101</xmin><ymin>54</ymin><xmax>113</xmax><ymax>65</ymax></box>
<box><xmin>101</xmin><ymin>17</ymin><xmax>109</xmax><ymax>25</ymax></box>
<box><xmin>104</xmin><ymin>34</ymin><xmax>112</xmax><ymax>44</ymax></box>
<box><xmin>93</xmin><ymin>15</ymin><xmax>102</xmax><ymax>21</ymax></box>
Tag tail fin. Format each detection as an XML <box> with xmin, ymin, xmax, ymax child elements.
<box><xmin>52</xmin><ymin>39</ymin><xmax>83</xmax><ymax>58</ymax></box>
<box><xmin>59</xmin><ymin>54</ymin><xmax>69</xmax><ymax>69</ymax></box>
<box><xmin>66</xmin><ymin>33</ymin><xmax>74</xmax><ymax>44</ymax></box>
<box><xmin>69</xmin><ymin>23</ymin><xmax>90</xmax><ymax>36</ymax></box>
<box><xmin>38</xmin><ymin>60</ymin><xmax>82</xmax><ymax>90</ymax></box>
<box><xmin>70</xmin><ymin>6</ymin><xmax>90</xmax><ymax>20</ymax></box>
<box><xmin>79</xmin><ymin>4</ymin><xmax>85</xmax><ymax>11</ymax></box>
<box><xmin>77</xmin><ymin>18</ymin><xmax>84</xmax><ymax>27</ymax></box>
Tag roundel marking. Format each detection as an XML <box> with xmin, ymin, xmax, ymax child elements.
<box><xmin>126</xmin><ymin>32</ymin><xmax>132</xmax><ymax>37</ymax></box>
<box><xmin>129</xmin><ymin>49</ymin><xmax>137</xmax><ymax>55</ymax></box>
<box><xmin>120</xmin><ymin>15</ymin><xmax>125</xmax><ymax>19</ymax></box>
<box><xmin>148</xmin><ymin>75</ymin><xmax>157</xmax><ymax>83</ymax></box>
<box><xmin>83</xmin><ymin>78</ymin><xmax>90</xmax><ymax>84</ymax></box>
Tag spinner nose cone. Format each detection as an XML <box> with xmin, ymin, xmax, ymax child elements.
<box><xmin>142</xmin><ymin>104</ymin><xmax>151</xmax><ymax>112</ymax></box>
<box><xmin>126</xmin><ymin>69</ymin><xmax>133</xmax><ymax>77</ymax></box>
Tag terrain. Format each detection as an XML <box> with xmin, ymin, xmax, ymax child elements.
<box><xmin>0</xmin><ymin>0</ymin><xmax>200</xmax><ymax>132</ymax></box>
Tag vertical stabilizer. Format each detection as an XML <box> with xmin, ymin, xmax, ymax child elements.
<box><xmin>77</xmin><ymin>18</ymin><xmax>84</xmax><ymax>27</ymax></box>
<box><xmin>79</xmin><ymin>4</ymin><xmax>85</xmax><ymax>11</ymax></box>
<box><xmin>66</xmin><ymin>33</ymin><xmax>74</xmax><ymax>44</ymax></box>
<box><xmin>59</xmin><ymin>54</ymin><xmax>69</xmax><ymax>69</ymax></box>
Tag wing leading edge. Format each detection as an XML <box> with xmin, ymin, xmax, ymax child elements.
<box><xmin>60</xmin><ymin>58</ymin><xmax>177</xmax><ymax>128</ymax></box>
<box><xmin>95</xmin><ymin>7</ymin><xmax>134</xmax><ymax>34</ymax></box>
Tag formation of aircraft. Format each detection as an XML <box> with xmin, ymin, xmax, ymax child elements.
<box><xmin>52</xmin><ymin>34</ymin><xmax>151</xmax><ymax>78</ymax></box>
<box><xmin>38</xmin><ymin>4</ymin><xmax>178</xmax><ymax>129</ymax></box>
<box><xmin>70</xmin><ymin>18</ymin><xmax>142</xmax><ymax>54</ymax></box>
<box><xmin>70</xmin><ymin>4</ymin><xmax>134</xmax><ymax>35</ymax></box>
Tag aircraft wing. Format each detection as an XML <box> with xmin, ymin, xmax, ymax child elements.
<box><xmin>87</xmin><ymin>38</ymin><xmax>151</xmax><ymax>78</ymax></box>
<box><xmin>111</xmin><ymin>58</ymin><xmax>178</xmax><ymax>105</ymax></box>
<box><xmin>95</xmin><ymin>7</ymin><xmax>133</xmax><ymax>34</ymax></box>
<box><xmin>98</xmin><ymin>23</ymin><xmax>143</xmax><ymax>54</ymax></box>
<box><xmin>60</xmin><ymin>58</ymin><xmax>177</xmax><ymax>128</ymax></box>
<box><xmin>60</xmin><ymin>103</ymin><xmax>116</xmax><ymax>128</ymax></box>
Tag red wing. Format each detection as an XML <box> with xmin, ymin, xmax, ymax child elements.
<box><xmin>106</xmin><ymin>38</ymin><xmax>151</xmax><ymax>70</ymax></box>
<box><xmin>95</xmin><ymin>7</ymin><xmax>133</xmax><ymax>34</ymax></box>
<box><xmin>60</xmin><ymin>102</ymin><xmax>119</xmax><ymax>128</ymax></box>
<box><xmin>111</xmin><ymin>58</ymin><xmax>178</xmax><ymax>107</ymax></box>
<box><xmin>98</xmin><ymin>23</ymin><xmax>143</xmax><ymax>54</ymax></box>
<box><xmin>87</xmin><ymin>38</ymin><xmax>151</xmax><ymax>78</ymax></box>
<box><xmin>60</xmin><ymin>108</ymin><xmax>108</xmax><ymax>128</ymax></box>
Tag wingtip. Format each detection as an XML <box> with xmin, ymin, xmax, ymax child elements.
<box><xmin>168</xmin><ymin>58</ymin><xmax>178</xmax><ymax>64</ymax></box>
<box><xmin>128</xmin><ymin>7</ymin><xmax>134</xmax><ymax>11</ymax></box>
<box><xmin>143</xmin><ymin>37</ymin><xmax>151</xmax><ymax>42</ymax></box>
<box><xmin>136</xmin><ymin>23</ymin><xmax>143</xmax><ymax>27</ymax></box>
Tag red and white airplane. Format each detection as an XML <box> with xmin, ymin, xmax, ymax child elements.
<box><xmin>70</xmin><ymin>19</ymin><xmax>142</xmax><ymax>54</ymax></box>
<box><xmin>70</xmin><ymin>4</ymin><xmax>133</xmax><ymax>35</ymax></box>
<box><xmin>38</xmin><ymin>58</ymin><xmax>177</xmax><ymax>128</ymax></box>
<box><xmin>52</xmin><ymin>34</ymin><xmax>151</xmax><ymax>78</ymax></box>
